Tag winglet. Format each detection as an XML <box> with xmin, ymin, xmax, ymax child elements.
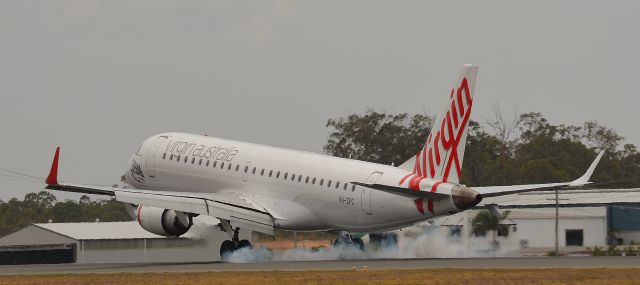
<box><xmin>45</xmin><ymin>147</ymin><xmax>60</xmax><ymax>185</ymax></box>
<box><xmin>569</xmin><ymin>150</ymin><xmax>605</xmax><ymax>187</ymax></box>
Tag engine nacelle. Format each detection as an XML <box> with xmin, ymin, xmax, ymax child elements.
<box><xmin>136</xmin><ymin>205</ymin><xmax>193</xmax><ymax>237</ymax></box>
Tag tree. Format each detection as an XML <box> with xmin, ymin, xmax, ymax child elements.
<box><xmin>471</xmin><ymin>210</ymin><xmax>510</xmax><ymax>237</ymax></box>
<box><xmin>462</xmin><ymin>121</ymin><xmax>515</xmax><ymax>186</ymax></box>
<box><xmin>79</xmin><ymin>195</ymin><xmax>91</xmax><ymax>206</ymax></box>
<box><xmin>471</xmin><ymin>210</ymin><xmax>511</xmax><ymax>253</ymax></box>
<box><xmin>50</xmin><ymin>200</ymin><xmax>83</xmax><ymax>223</ymax></box>
<box><xmin>324</xmin><ymin>110</ymin><xmax>432</xmax><ymax>166</ymax></box>
<box><xmin>23</xmin><ymin>191</ymin><xmax>57</xmax><ymax>208</ymax></box>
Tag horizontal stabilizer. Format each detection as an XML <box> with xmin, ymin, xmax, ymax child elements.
<box><xmin>351</xmin><ymin>182</ymin><xmax>450</xmax><ymax>200</ymax></box>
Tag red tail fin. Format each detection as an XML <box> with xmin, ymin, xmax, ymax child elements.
<box><xmin>46</xmin><ymin>147</ymin><xmax>60</xmax><ymax>185</ymax></box>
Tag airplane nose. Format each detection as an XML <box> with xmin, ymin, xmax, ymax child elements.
<box><xmin>451</xmin><ymin>185</ymin><xmax>483</xmax><ymax>211</ymax></box>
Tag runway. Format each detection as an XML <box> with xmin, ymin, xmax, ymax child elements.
<box><xmin>1</xmin><ymin>257</ymin><xmax>639</xmax><ymax>275</ymax></box>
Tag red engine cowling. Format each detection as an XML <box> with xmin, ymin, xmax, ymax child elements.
<box><xmin>136</xmin><ymin>205</ymin><xmax>193</xmax><ymax>237</ymax></box>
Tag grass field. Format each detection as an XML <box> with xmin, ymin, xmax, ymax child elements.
<box><xmin>1</xmin><ymin>268</ymin><xmax>639</xmax><ymax>285</ymax></box>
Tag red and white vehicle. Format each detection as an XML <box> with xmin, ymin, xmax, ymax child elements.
<box><xmin>45</xmin><ymin>65</ymin><xmax>604</xmax><ymax>257</ymax></box>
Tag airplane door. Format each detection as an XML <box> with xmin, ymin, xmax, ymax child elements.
<box><xmin>361</xmin><ymin>171</ymin><xmax>382</xmax><ymax>215</ymax></box>
<box><xmin>146</xmin><ymin>136</ymin><xmax>167</xmax><ymax>179</ymax></box>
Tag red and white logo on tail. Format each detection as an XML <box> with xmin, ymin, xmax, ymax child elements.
<box><xmin>399</xmin><ymin>64</ymin><xmax>478</xmax><ymax>188</ymax></box>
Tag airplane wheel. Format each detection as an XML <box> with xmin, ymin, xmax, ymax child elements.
<box><xmin>237</xmin><ymin>239</ymin><xmax>252</xmax><ymax>250</ymax></box>
<box><xmin>220</xmin><ymin>240</ymin><xmax>236</xmax><ymax>258</ymax></box>
<box><xmin>352</xmin><ymin>238</ymin><xmax>365</xmax><ymax>251</ymax></box>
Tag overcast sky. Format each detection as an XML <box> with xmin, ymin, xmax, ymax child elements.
<box><xmin>1</xmin><ymin>1</ymin><xmax>638</xmax><ymax>201</ymax></box>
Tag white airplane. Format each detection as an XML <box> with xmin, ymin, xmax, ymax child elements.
<box><xmin>44</xmin><ymin>64</ymin><xmax>604</xmax><ymax>257</ymax></box>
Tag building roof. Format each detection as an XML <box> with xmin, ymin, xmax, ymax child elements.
<box><xmin>480</xmin><ymin>188</ymin><xmax>640</xmax><ymax>208</ymax></box>
<box><xmin>0</xmin><ymin>225</ymin><xmax>77</xmax><ymax>247</ymax></box>
<box><xmin>506</xmin><ymin>207</ymin><xmax>607</xmax><ymax>219</ymax></box>
<box><xmin>34</xmin><ymin>222</ymin><xmax>168</xmax><ymax>240</ymax></box>
<box><xmin>31</xmin><ymin>216</ymin><xmax>221</xmax><ymax>241</ymax></box>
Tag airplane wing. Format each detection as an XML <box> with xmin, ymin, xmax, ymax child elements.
<box><xmin>355</xmin><ymin>151</ymin><xmax>604</xmax><ymax>203</ymax></box>
<box><xmin>45</xmin><ymin>148</ymin><xmax>275</xmax><ymax>236</ymax></box>
<box><xmin>473</xmin><ymin>150</ymin><xmax>605</xmax><ymax>198</ymax></box>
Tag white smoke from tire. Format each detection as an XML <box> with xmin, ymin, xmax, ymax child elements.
<box><xmin>224</xmin><ymin>225</ymin><xmax>519</xmax><ymax>263</ymax></box>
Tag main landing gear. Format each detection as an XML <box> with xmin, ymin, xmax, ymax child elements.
<box><xmin>332</xmin><ymin>231</ymin><xmax>365</xmax><ymax>251</ymax></box>
<box><xmin>369</xmin><ymin>232</ymin><xmax>398</xmax><ymax>249</ymax></box>
<box><xmin>218</xmin><ymin>219</ymin><xmax>252</xmax><ymax>259</ymax></box>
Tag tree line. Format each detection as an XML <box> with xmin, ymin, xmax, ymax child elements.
<box><xmin>325</xmin><ymin>110</ymin><xmax>640</xmax><ymax>188</ymax></box>
<box><xmin>0</xmin><ymin>191</ymin><xmax>131</xmax><ymax>237</ymax></box>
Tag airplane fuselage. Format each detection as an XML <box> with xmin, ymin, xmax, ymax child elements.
<box><xmin>124</xmin><ymin>132</ymin><xmax>465</xmax><ymax>233</ymax></box>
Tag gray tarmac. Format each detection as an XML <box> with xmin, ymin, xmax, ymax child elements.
<box><xmin>0</xmin><ymin>257</ymin><xmax>639</xmax><ymax>275</ymax></box>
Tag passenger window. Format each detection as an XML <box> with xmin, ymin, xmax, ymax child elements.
<box><xmin>305</xmin><ymin>176</ymin><xmax>309</xmax><ymax>184</ymax></box>
<box><xmin>298</xmin><ymin>176</ymin><xmax>302</xmax><ymax>182</ymax></box>
<box><xmin>228</xmin><ymin>163</ymin><xmax>232</xmax><ymax>170</ymax></box>
<box><xmin>162</xmin><ymin>153</ymin><xmax>166</xmax><ymax>159</ymax></box>
<box><xmin>312</xmin><ymin>177</ymin><xmax>316</xmax><ymax>184</ymax></box>
<box><xmin>284</xmin><ymin>173</ymin><xmax>288</xmax><ymax>180</ymax></box>
<box><xmin>206</xmin><ymin>160</ymin><xmax>210</xmax><ymax>166</ymax></box>
<box><xmin>170</xmin><ymin>154</ymin><xmax>174</xmax><ymax>160</ymax></box>
<box><xmin>276</xmin><ymin>171</ymin><xmax>280</xmax><ymax>178</ymax></box>
<box><xmin>252</xmin><ymin>167</ymin><xmax>256</xmax><ymax>174</ymax></box>
<box><xmin>269</xmin><ymin>170</ymin><xmax>273</xmax><ymax>177</ymax></box>
<box><xmin>343</xmin><ymin>183</ymin><xmax>348</xmax><ymax>190</ymax></box>
<box><xmin>319</xmin><ymin>179</ymin><xmax>324</xmax><ymax>186</ymax></box>
<box><xmin>352</xmin><ymin>184</ymin><xmax>356</xmax><ymax>191</ymax></box>
<box><xmin>177</xmin><ymin>155</ymin><xmax>181</xmax><ymax>161</ymax></box>
<box><xmin>291</xmin><ymin>174</ymin><xmax>295</xmax><ymax>181</ymax></box>
<box><xmin>213</xmin><ymin>161</ymin><xmax>217</xmax><ymax>168</ymax></box>
<box><xmin>244</xmin><ymin>166</ymin><xmax>248</xmax><ymax>173</ymax></box>
<box><xmin>336</xmin><ymin>181</ymin><xmax>340</xmax><ymax>189</ymax></box>
<box><xmin>236</xmin><ymin>165</ymin><xmax>240</xmax><ymax>172</ymax></box>
<box><xmin>199</xmin><ymin>158</ymin><xmax>202</xmax><ymax>165</ymax></box>
<box><xmin>328</xmin><ymin>180</ymin><xmax>332</xmax><ymax>187</ymax></box>
<box><xmin>191</xmin><ymin>157</ymin><xmax>195</xmax><ymax>164</ymax></box>
<box><xmin>184</xmin><ymin>156</ymin><xmax>188</xmax><ymax>163</ymax></box>
<box><xmin>220</xmin><ymin>162</ymin><xmax>225</xmax><ymax>169</ymax></box>
<box><xmin>261</xmin><ymin>169</ymin><xmax>265</xmax><ymax>176</ymax></box>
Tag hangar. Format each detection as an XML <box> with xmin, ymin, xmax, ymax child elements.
<box><xmin>0</xmin><ymin>218</ymin><xmax>250</xmax><ymax>265</ymax></box>
<box><xmin>435</xmin><ymin>188</ymin><xmax>640</xmax><ymax>253</ymax></box>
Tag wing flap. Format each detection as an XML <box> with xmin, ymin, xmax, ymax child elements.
<box><xmin>114</xmin><ymin>189</ymin><xmax>210</xmax><ymax>216</ymax></box>
<box><xmin>46</xmin><ymin>183</ymin><xmax>116</xmax><ymax>196</ymax></box>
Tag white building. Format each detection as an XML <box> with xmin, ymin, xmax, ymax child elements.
<box><xmin>431</xmin><ymin>189</ymin><xmax>640</xmax><ymax>253</ymax></box>
<box><xmin>434</xmin><ymin>207</ymin><xmax>607</xmax><ymax>250</ymax></box>
<box><xmin>0</xmin><ymin>218</ymin><xmax>250</xmax><ymax>264</ymax></box>
<box><xmin>508</xmin><ymin>207</ymin><xmax>607</xmax><ymax>248</ymax></box>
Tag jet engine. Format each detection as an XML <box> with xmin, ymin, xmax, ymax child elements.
<box><xmin>136</xmin><ymin>205</ymin><xmax>193</xmax><ymax>237</ymax></box>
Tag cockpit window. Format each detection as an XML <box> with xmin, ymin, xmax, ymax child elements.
<box><xmin>135</xmin><ymin>144</ymin><xmax>143</xmax><ymax>156</ymax></box>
